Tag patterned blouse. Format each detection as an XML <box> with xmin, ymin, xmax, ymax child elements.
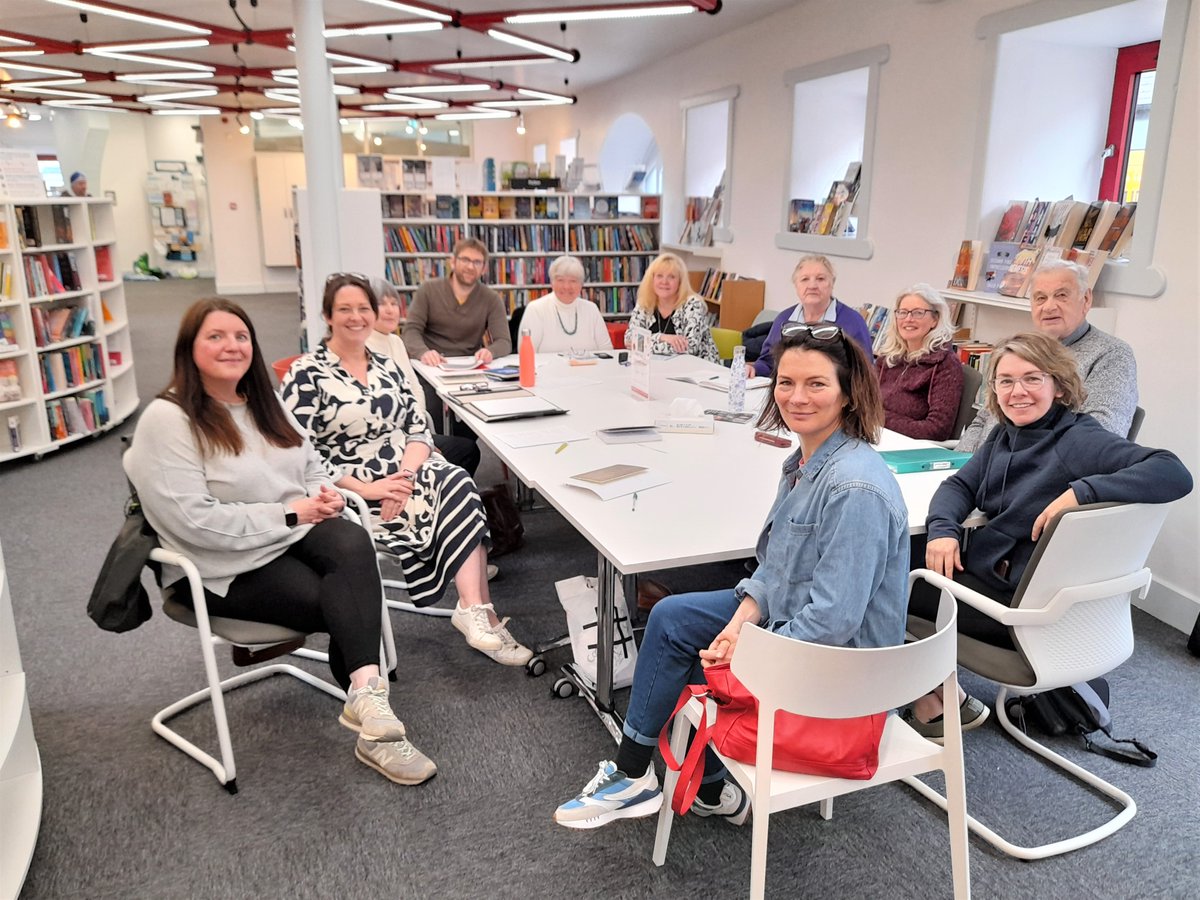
<box><xmin>626</xmin><ymin>295</ymin><xmax>719</xmax><ymax>364</ymax></box>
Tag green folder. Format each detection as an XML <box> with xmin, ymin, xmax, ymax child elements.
<box><xmin>880</xmin><ymin>448</ymin><xmax>973</xmax><ymax>474</ymax></box>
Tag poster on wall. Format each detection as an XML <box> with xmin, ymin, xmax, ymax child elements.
<box><xmin>145</xmin><ymin>169</ymin><xmax>203</xmax><ymax>268</ymax></box>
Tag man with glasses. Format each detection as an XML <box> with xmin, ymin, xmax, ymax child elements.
<box><xmin>956</xmin><ymin>259</ymin><xmax>1138</xmax><ymax>451</ymax></box>
<box><xmin>403</xmin><ymin>238</ymin><xmax>512</xmax><ymax>434</ymax></box>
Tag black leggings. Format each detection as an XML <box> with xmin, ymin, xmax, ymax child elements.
<box><xmin>199</xmin><ymin>517</ymin><xmax>383</xmax><ymax>689</ymax></box>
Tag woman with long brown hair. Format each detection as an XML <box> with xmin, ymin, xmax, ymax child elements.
<box><xmin>124</xmin><ymin>297</ymin><xmax>436</xmax><ymax>786</ymax></box>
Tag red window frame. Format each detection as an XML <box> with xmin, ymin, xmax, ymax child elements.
<box><xmin>1098</xmin><ymin>41</ymin><xmax>1158</xmax><ymax>202</ymax></box>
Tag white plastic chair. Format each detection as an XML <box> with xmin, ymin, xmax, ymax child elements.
<box><xmin>150</xmin><ymin>489</ymin><xmax>397</xmax><ymax>794</ymax></box>
<box><xmin>904</xmin><ymin>501</ymin><xmax>1171</xmax><ymax>859</ymax></box>
<box><xmin>654</xmin><ymin>592</ymin><xmax>969</xmax><ymax>900</ymax></box>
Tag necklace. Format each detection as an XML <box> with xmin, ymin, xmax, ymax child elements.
<box><xmin>554</xmin><ymin>302</ymin><xmax>579</xmax><ymax>335</ymax></box>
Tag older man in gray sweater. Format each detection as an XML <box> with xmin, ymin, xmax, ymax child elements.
<box><xmin>957</xmin><ymin>260</ymin><xmax>1138</xmax><ymax>452</ymax></box>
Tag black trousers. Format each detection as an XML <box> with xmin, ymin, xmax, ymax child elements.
<box><xmin>199</xmin><ymin>517</ymin><xmax>382</xmax><ymax>689</ymax></box>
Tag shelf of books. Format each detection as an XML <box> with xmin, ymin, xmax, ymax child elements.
<box><xmin>0</xmin><ymin>197</ymin><xmax>137</xmax><ymax>465</ymax></box>
<box><xmin>377</xmin><ymin>191</ymin><xmax>660</xmax><ymax>320</ymax></box>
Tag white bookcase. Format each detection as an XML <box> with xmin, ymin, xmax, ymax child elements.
<box><xmin>0</xmin><ymin>197</ymin><xmax>138</xmax><ymax>464</ymax></box>
<box><xmin>379</xmin><ymin>191</ymin><xmax>661</xmax><ymax>319</ymax></box>
<box><xmin>0</xmin><ymin>538</ymin><xmax>42</xmax><ymax>898</ymax></box>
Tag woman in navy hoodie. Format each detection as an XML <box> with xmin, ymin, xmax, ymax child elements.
<box><xmin>907</xmin><ymin>331</ymin><xmax>1191</xmax><ymax>737</ymax></box>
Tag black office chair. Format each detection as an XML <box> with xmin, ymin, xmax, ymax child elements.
<box><xmin>508</xmin><ymin>303</ymin><xmax>526</xmax><ymax>350</ymax></box>
<box><xmin>949</xmin><ymin>363</ymin><xmax>984</xmax><ymax>441</ymax></box>
<box><xmin>1126</xmin><ymin>406</ymin><xmax>1145</xmax><ymax>441</ymax></box>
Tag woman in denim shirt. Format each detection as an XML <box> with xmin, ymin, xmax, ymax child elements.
<box><xmin>555</xmin><ymin>324</ymin><xmax>910</xmax><ymax>830</ymax></box>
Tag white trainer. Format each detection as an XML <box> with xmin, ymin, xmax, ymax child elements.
<box><xmin>481</xmin><ymin>617</ymin><xmax>534</xmax><ymax>666</ymax></box>
<box><xmin>452</xmin><ymin>602</ymin><xmax>503</xmax><ymax>651</ymax></box>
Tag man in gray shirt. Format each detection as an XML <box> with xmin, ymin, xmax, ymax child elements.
<box><xmin>957</xmin><ymin>260</ymin><xmax>1138</xmax><ymax>452</ymax></box>
<box><xmin>402</xmin><ymin>237</ymin><xmax>511</xmax><ymax>435</ymax></box>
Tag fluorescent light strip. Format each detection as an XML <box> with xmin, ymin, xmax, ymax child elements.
<box><xmin>362</xmin><ymin>100</ymin><xmax>448</xmax><ymax>111</ymax></box>
<box><xmin>357</xmin><ymin>1</ymin><xmax>453</xmax><ymax>23</ymax></box>
<box><xmin>517</xmin><ymin>87</ymin><xmax>573</xmax><ymax>102</ymax></box>
<box><xmin>486</xmin><ymin>29</ymin><xmax>576</xmax><ymax>63</ymax></box>
<box><xmin>0</xmin><ymin>50</ymin><xmax>46</xmax><ymax>58</ymax></box>
<box><xmin>0</xmin><ymin>37</ymin><xmax>35</xmax><ymax>46</ymax></box>
<box><xmin>263</xmin><ymin>90</ymin><xmax>302</xmax><ymax>104</ymax></box>
<box><xmin>505</xmin><ymin>4</ymin><xmax>695</xmax><ymax>24</ymax></box>
<box><xmin>116</xmin><ymin>71</ymin><xmax>214</xmax><ymax>82</ymax></box>
<box><xmin>4</xmin><ymin>79</ymin><xmax>87</xmax><ymax>89</ymax></box>
<box><xmin>0</xmin><ymin>61</ymin><xmax>83</xmax><ymax>77</ymax></box>
<box><xmin>85</xmin><ymin>38</ymin><xmax>210</xmax><ymax>54</ymax></box>
<box><xmin>433</xmin><ymin>57</ymin><xmax>556</xmax><ymax>70</ymax></box>
<box><xmin>87</xmin><ymin>51</ymin><xmax>214</xmax><ymax>71</ymax></box>
<box><xmin>14</xmin><ymin>86</ymin><xmax>110</xmax><ymax>99</ymax></box>
<box><xmin>385</xmin><ymin>83</ymin><xmax>489</xmax><ymax>94</ymax></box>
<box><xmin>474</xmin><ymin>98</ymin><xmax>566</xmax><ymax>108</ymax></box>
<box><xmin>44</xmin><ymin>102</ymin><xmax>128</xmax><ymax>112</ymax></box>
<box><xmin>137</xmin><ymin>88</ymin><xmax>218</xmax><ymax>102</ymax></box>
<box><xmin>435</xmin><ymin>108</ymin><xmax>515</xmax><ymax>120</ymax></box>
<box><xmin>324</xmin><ymin>22</ymin><xmax>443</xmax><ymax>37</ymax></box>
<box><xmin>45</xmin><ymin>1</ymin><xmax>211</xmax><ymax>35</ymax></box>
<box><xmin>151</xmin><ymin>106</ymin><xmax>221</xmax><ymax>116</ymax></box>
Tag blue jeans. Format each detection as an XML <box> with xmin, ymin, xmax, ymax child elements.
<box><xmin>623</xmin><ymin>588</ymin><xmax>741</xmax><ymax>783</ymax></box>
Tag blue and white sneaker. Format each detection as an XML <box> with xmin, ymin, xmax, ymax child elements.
<box><xmin>554</xmin><ymin>761</ymin><xmax>662</xmax><ymax>829</ymax></box>
<box><xmin>691</xmin><ymin>781</ymin><xmax>750</xmax><ymax>826</ymax></box>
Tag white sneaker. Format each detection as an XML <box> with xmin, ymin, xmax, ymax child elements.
<box><xmin>481</xmin><ymin>617</ymin><xmax>533</xmax><ymax>666</ymax></box>
<box><xmin>452</xmin><ymin>602</ymin><xmax>503</xmax><ymax>651</ymax></box>
<box><xmin>356</xmin><ymin>736</ymin><xmax>437</xmax><ymax>785</ymax></box>
<box><xmin>339</xmin><ymin>676</ymin><xmax>407</xmax><ymax>742</ymax></box>
<box><xmin>691</xmin><ymin>781</ymin><xmax>750</xmax><ymax>826</ymax></box>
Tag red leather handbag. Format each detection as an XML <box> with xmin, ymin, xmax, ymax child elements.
<box><xmin>658</xmin><ymin>663</ymin><xmax>887</xmax><ymax>815</ymax></box>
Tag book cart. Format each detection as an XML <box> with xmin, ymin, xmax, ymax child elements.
<box><xmin>0</xmin><ymin>197</ymin><xmax>138</xmax><ymax>464</ymax></box>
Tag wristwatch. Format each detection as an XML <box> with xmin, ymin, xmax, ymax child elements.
<box><xmin>285</xmin><ymin>511</ymin><xmax>299</xmax><ymax>527</ymax></box>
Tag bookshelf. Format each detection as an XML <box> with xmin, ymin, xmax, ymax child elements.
<box><xmin>377</xmin><ymin>191</ymin><xmax>661</xmax><ymax>320</ymax></box>
<box><xmin>0</xmin><ymin>537</ymin><xmax>42</xmax><ymax>899</ymax></box>
<box><xmin>687</xmin><ymin>270</ymin><xmax>766</xmax><ymax>332</ymax></box>
<box><xmin>0</xmin><ymin>197</ymin><xmax>138</xmax><ymax>464</ymax></box>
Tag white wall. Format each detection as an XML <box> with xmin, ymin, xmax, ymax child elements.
<box><xmin>789</xmin><ymin>67</ymin><xmax>867</xmax><ymax>201</ymax></box>
<box><xmin>523</xmin><ymin>0</ymin><xmax>1200</xmax><ymax>632</ymax></box>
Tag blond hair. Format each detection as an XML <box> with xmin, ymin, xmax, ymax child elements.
<box><xmin>985</xmin><ymin>332</ymin><xmax>1087</xmax><ymax>423</ymax></box>
<box><xmin>635</xmin><ymin>253</ymin><xmax>692</xmax><ymax>313</ymax></box>
<box><xmin>876</xmin><ymin>284</ymin><xmax>956</xmax><ymax>366</ymax></box>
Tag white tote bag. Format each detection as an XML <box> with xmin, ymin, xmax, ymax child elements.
<box><xmin>555</xmin><ymin>575</ymin><xmax>638</xmax><ymax>689</ymax></box>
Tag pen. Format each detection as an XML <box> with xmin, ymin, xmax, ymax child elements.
<box><xmin>555</xmin><ymin>442</ymin><xmax>568</xmax><ymax>454</ymax></box>
<box><xmin>631</xmin><ymin>491</ymin><xmax>638</xmax><ymax>512</ymax></box>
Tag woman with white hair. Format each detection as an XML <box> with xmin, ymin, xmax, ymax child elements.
<box><xmin>520</xmin><ymin>255</ymin><xmax>613</xmax><ymax>353</ymax></box>
<box><xmin>874</xmin><ymin>283</ymin><xmax>964</xmax><ymax>441</ymax></box>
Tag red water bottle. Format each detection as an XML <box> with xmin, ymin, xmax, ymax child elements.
<box><xmin>519</xmin><ymin>332</ymin><xmax>536</xmax><ymax>387</ymax></box>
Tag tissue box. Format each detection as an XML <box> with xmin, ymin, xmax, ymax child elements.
<box><xmin>654</xmin><ymin>416</ymin><xmax>715</xmax><ymax>434</ymax></box>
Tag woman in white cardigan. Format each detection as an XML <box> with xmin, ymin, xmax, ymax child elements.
<box><xmin>520</xmin><ymin>255</ymin><xmax>613</xmax><ymax>353</ymax></box>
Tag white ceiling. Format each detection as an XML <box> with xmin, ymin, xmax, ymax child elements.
<box><xmin>1</xmin><ymin>0</ymin><xmax>798</xmax><ymax>117</ymax></box>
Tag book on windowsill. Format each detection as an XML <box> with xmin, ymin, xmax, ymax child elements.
<box><xmin>998</xmin><ymin>246</ymin><xmax>1042</xmax><ymax>298</ymax></box>
<box><xmin>994</xmin><ymin>201</ymin><xmax>1029</xmax><ymax>242</ymax></box>
<box><xmin>947</xmin><ymin>240</ymin><xmax>983</xmax><ymax>291</ymax></box>
<box><xmin>981</xmin><ymin>241</ymin><xmax>1019</xmax><ymax>293</ymax></box>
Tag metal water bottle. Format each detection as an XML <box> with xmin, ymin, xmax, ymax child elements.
<box><xmin>519</xmin><ymin>332</ymin><xmax>536</xmax><ymax>388</ymax></box>
<box><xmin>729</xmin><ymin>345</ymin><xmax>747</xmax><ymax>413</ymax></box>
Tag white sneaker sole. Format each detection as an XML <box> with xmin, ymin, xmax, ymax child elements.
<box><xmin>338</xmin><ymin>712</ymin><xmax>407</xmax><ymax>743</ymax></box>
<box><xmin>554</xmin><ymin>793</ymin><xmax>663</xmax><ymax>830</ymax></box>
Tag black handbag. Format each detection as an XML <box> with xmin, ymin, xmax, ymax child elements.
<box><xmin>87</xmin><ymin>487</ymin><xmax>157</xmax><ymax>633</ymax></box>
<box><xmin>1005</xmin><ymin>678</ymin><xmax>1157</xmax><ymax>767</ymax></box>
<box><xmin>479</xmin><ymin>483</ymin><xmax>524</xmax><ymax>557</ymax></box>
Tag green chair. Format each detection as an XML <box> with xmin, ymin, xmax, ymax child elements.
<box><xmin>711</xmin><ymin>327</ymin><xmax>742</xmax><ymax>363</ymax></box>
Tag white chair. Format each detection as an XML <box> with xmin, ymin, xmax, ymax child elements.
<box><xmin>904</xmin><ymin>501</ymin><xmax>1171</xmax><ymax>860</ymax></box>
<box><xmin>653</xmin><ymin>592</ymin><xmax>969</xmax><ymax>900</ymax></box>
<box><xmin>151</xmin><ymin>490</ymin><xmax>397</xmax><ymax>794</ymax></box>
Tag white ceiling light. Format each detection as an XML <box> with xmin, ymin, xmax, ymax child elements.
<box><xmin>85</xmin><ymin>38</ymin><xmax>210</xmax><ymax>54</ymax></box>
<box><xmin>357</xmin><ymin>1</ymin><xmax>453</xmax><ymax>23</ymax></box>
<box><xmin>7</xmin><ymin>86</ymin><xmax>109</xmax><ymax>100</ymax></box>
<box><xmin>137</xmin><ymin>88</ymin><xmax>219</xmax><ymax>103</ymax></box>
<box><xmin>0</xmin><ymin>37</ymin><xmax>35</xmax><ymax>46</ymax></box>
<box><xmin>85</xmin><ymin>51</ymin><xmax>215</xmax><ymax>71</ymax></box>
<box><xmin>486</xmin><ymin>29</ymin><xmax>577</xmax><ymax>62</ymax></box>
<box><xmin>361</xmin><ymin>100</ymin><xmax>449</xmax><ymax>111</ymax></box>
<box><xmin>250</xmin><ymin>111</ymin><xmax>265</xmax><ymax>120</ymax></box>
<box><xmin>151</xmin><ymin>106</ymin><xmax>221</xmax><ymax>116</ymax></box>
<box><xmin>505</xmin><ymin>4</ymin><xmax>696</xmax><ymax>24</ymax></box>
<box><xmin>44</xmin><ymin>1</ymin><xmax>212</xmax><ymax>34</ymax></box>
<box><xmin>0</xmin><ymin>50</ymin><xmax>47</xmax><ymax>59</ymax></box>
<box><xmin>3</xmin><ymin>78</ymin><xmax>87</xmax><ymax>89</ymax></box>
<box><xmin>0</xmin><ymin>61</ymin><xmax>83</xmax><ymax>77</ymax></box>
<box><xmin>474</xmin><ymin>98</ymin><xmax>564</xmax><ymax>108</ymax></box>
<box><xmin>435</xmin><ymin>108</ymin><xmax>516</xmax><ymax>120</ymax></box>
<box><xmin>433</xmin><ymin>57</ymin><xmax>556</xmax><ymax>70</ymax></box>
<box><xmin>324</xmin><ymin>22</ymin><xmax>443</xmax><ymax>37</ymax></box>
<box><xmin>517</xmin><ymin>87</ymin><xmax>573</xmax><ymax>103</ymax></box>
<box><xmin>386</xmin><ymin>83</ymin><xmax>490</xmax><ymax>94</ymax></box>
<box><xmin>44</xmin><ymin>101</ymin><xmax>128</xmax><ymax>112</ymax></box>
<box><xmin>263</xmin><ymin>90</ymin><xmax>303</xmax><ymax>105</ymax></box>
<box><xmin>516</xmin><ymin>113</ymin><xmax>525</xmax><ymax>135</ymax></box>
<box><xmin>116</xmin><ymin>71</ymin><xmax>214</xmax><ymax>82</ymax></box>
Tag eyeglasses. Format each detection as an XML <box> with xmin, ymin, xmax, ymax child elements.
<box><xmin>455</xmin><ymin>256</ymin><xmax>487</xmax><ymax>268</ymax></box>
<box><xmin>893</xmin><ymin>308</ymin><xmax>936</xmax><ymax>320</ymax></box>
<box><xmin>993</xmin><ymin>372</ymin><xmax>1051</xmax><ymax>392</ymax></box>
<box><xmin>779</xmin><ymin>323</ymin><xmax>843</xmax><ymax>342</ymax></box>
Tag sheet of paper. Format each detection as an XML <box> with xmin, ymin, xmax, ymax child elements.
<box><xmin>440</xmin><ymin>356</ymin><xmax>483</xmax><ymax>371</ymax></box>
<box><xmin>565</xmin><ymin>470</ymin><xmax>670</xmax><ymax>501</ymax></box>
<box><xmin>499</xmin><ymin>427</ymin><xmax>589</xmax><ymax>449</ymax></box>
<box><xmin>470</xmin><ymin>395</ymin><xmax>561</xmax><ymax>415</ymax></box>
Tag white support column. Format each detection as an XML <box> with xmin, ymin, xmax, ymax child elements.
<box><xmin>291</xmin><ymin>0</ymin><xmax>344</xmax><ymax>349</ymax></box>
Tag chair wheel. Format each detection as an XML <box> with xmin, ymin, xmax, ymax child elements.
<box><xmin>552</xmin><ymin>677</ymin><xmax>576</xmax><ymax>699</ymax></box>
<box><xmin>525</xmin><ymin>655</ymin><xmax>547</xmax><ymax>677</ymax></box>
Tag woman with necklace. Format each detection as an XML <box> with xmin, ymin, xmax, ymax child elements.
<box><xmin>520</xmin><ymin>255</ymin><xmax>613</xmax><ymax>353</ymax></box>
<box><xmin>626</xmin><ymin>253</ymin><xmax>719</xmax><ymax>363</ymax></box>
<box><xmin>281</xmin><ymin>273</ymin><xmax>532</xmax><ymax>668</ymax></box>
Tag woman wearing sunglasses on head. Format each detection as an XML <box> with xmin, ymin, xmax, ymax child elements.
<box><xmin>281</xmin><ymin>273</ymin><xmax>532</xmax><ymax>669</ymax></box>
<box><xmin>874</xmin><ymin>284</ymin><xmax>964</xmax><ymax>441</ymax></box>
<box><xmin>555</xmin><ymin>322</ymin><xmax>910</xmax><ymax>830</ymax></box>
<box><xmin>906</xmin><ymin>332</ymin><xmax>1192</xmax><ymax>740</ymax></box>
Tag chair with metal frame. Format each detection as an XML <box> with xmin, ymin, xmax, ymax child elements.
<box><xmin>653</xmin><ymin>591</ymin><xmax>970</xmax><ymax>900</ymax></box>
<box><xmin>903</xmin><ymin>501</ymin><xmax>1171</xmax><ymax>859</ymax></box>
<box><xmin>150</xmin><ymin>489</ymin><xmax>397</xmax><ymax>794</ymax></box>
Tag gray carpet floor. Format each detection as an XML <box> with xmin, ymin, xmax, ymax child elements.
<box><xmin>2</xmin><ymin>279</ymin><xmax>1198</xmax><ymax>899</ymax></box>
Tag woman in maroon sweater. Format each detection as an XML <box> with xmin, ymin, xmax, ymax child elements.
<box><xmin>874</xmin><ymin>284</ymin><xmax>964</xmax><ymax>441</ymax></box>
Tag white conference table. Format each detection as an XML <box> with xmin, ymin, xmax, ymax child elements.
<box><xmin>416</xmin><ymin>353</ymin><xmax>964</xmax><ymax>740</ymax></box>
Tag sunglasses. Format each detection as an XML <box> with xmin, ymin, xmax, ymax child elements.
<box><xmin>325</xmin><ymin>271</ymin><xmax>370</xmax><ymax>287</ymax></box>
<box><xmin>779</xmin><ymin>323</ymin><xmax>843</xmax><ymax>343</ymax></box>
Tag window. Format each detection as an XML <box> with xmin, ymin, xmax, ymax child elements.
<box><xmin>681</xmin><ymin>86</ymin><xmax>738</xmax><ymax>242</ymax></box>
<box><xmin>775</xmin><ymin>45</ymin><xmax>889</xmax><ymax>260</ymax></box>
<box><xmin>972</xmin><ymin>0</ymin><xmax>1188</xmax><ymax>297</ymax></box>
<box><xmin>1100</xmin><ymin>41</ymin><xmax>1158</xmax><ymax>203</ymax></box>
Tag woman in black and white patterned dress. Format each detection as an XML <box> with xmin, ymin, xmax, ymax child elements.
<box><xmin>281</xmin><ymin>273</ymin><xmax>530</xmax><ymax>666</ymax></box>
<box><xmin>625</xmin><ymin>252</ymin><xmax>719</xmax><ymax>363</ymax></box>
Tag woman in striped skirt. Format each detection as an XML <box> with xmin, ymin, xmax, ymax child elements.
<box><xmin>282</xmin><ymin>273</ymin><xmax>530</xmax><ymax>667</ymax></box>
